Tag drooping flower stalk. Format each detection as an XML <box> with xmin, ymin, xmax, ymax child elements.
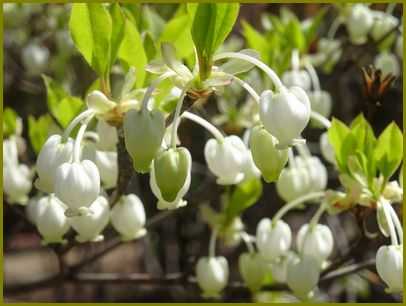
<box><xmin>310</xmin><ymin>111</ymin><xmax>332</xmax><ymax>129</ymax></box>
<box><xmin>240</xmin><ymin>232</ymin><xmax>256</xmax><ymax>254</ymax></box>
<box><xmin>387</xmin><ymin>203</ymin><xmax>403</xmax><ymax>245</ymax></box>
<box><xmin>382</xmin><ymin>200</ymin><xmax>399</xmax><ymax>245</ymax></box>
<box><xmin>209</xmin><ymin>229</ymin><xmax>218</xmax><ymax>258</ymax></box>
<box><xmin>226</xmin><ymin>74</ymin><xmax>260</xmax><ymax>103</ymax></box>
<box><xmin>171</xmin><ymin>89</ymin><xmax>188</xmax><ymax>148</ymax></box>
<box><xmin>182</xmin><ymin>111</ymin><xmax>224</xmax><ymax>142</ymax></box>
<box><xmin>141</xmin><ymin>71</ymin><xmax>177</xmax><ymax>110</ymax></box>
<box><xmin>73</xmin><ymin>114</ymin><xmax>95</xmax><ymax>163</ymax></box>
<box><xmin>63</xmin><ymin>109</ymin><xmax>95</xmax><ymax>142</ymax></box>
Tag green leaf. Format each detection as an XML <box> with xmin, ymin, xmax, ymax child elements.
<box><xmin>42</xmin><ymin>76</ymin><xmax>84</xmax><ymax>128</ymax></box>
<box><xmin>285</xmin><ymin>17</ymin><xmax>305</xmax><ymax>52</ymax></box>
<box><xmin>69</xmin><ymin>4</ymin><xmax>112</xmax><ymax>75</ymax></box>
<box><xmin>374</xmin><ymin>122</ymin><xmax>403</xmax><ymax>179</ymax></box>
<box><xmin>143</xmin><ymin>32</ymin><xmax>157</xmax><ymax>61</ymax></box>
<box><xmin>3</xmin><ymin>108</ymin><xmax>18</xmax><ymax>138</ymax></box>
<box><xmin>109</xmin><ymin>3</ymin><xmax>126</xmax><ymax>67</ymax></box>
<box><xmin>241</xmin><ymin>21</ymin><xmax>269</xmax><ymax>63</ymax></box>
<box><xmin>191</xmin><ymin>3</ymin><xmax>239</xmax><ymax>80</ymax></box>
<box><xmin>28</xmin><ymin>115</ymin><xmax>53</xmax><ymax>154</ymax></box>
<box><xmin>159</xmin><ymin>14</ymin><xmax>194</xmax><ymax>59</ymax></box>
<box><xmin>303</xmin><ymin>8</ymin><xmax>326</xmax><ymax>50</ymax></box>
<box><xmin>119</xmin><ymin>17</ymin><xmax>147</xmax><ymax>87</ymax></box>
<box><xmin>328</xmin><ymin>118</ymin><xmax>351</xmax><ymax>172</ymax></box>
<box><xmin>224</xmin><ymin>178</ymin><xmax>262</xmax><ymax>224</ymax></box>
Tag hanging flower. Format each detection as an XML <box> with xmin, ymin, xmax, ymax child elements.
<box><xmin>36</xmin><ymin>195</ymin><xmax>70</xmax><ymax>245</ymax></box>
<box><xmin>374</xmin><ymin>52</ymin><xmax>400</xmax><ymax>77</ymax></box>
<box><xmin>256</xmin><ymin>218</ymin><xmax>292</xmax><ymax>261</ymax></box>
<box><xmin>259</xmin><ymin>87</ymin><xmax>310</xmax><ymax>149</ymax></box>
<box><xmin>3</xmin><ymin>162</ymin><xmax>32</xmax><ymax>205</ymax></box>
<box><xmin>95</xmin><ymin>119</ymin><xmax>118</xmax><ymax>151</ymax></box>
<box><xmin>376</xmin><ymin>244</ymin><xmax>403</xmax><ymax>293</ymax></box>
<box><xmin>69</xmin><ymin>196</ymin><xmax>110</xmax><ymax>242</ymax></box>
<box><xmin>319</xmin><ymin>132</ymin><xmax>336</xmax><ymax>164</ymax></box>
<box><xmin>150</xmin><ymin>147</ymin><xmax>191</xmax><ymax>210</ymax></box>
<box><xmin>239</xmin><ymin>252</ymin><xmax>267</xmax><ymax>292</ymax></box>
<box><xmin>110</xmin><ymin>194</ymin><xmax>147</xmax><ymax>241</ymax></box>
<box><xmin>308</xmin><ymin>90</ymin><xmax>332</xmax><ymax>128</ymax></box>
<box><xmin>204</xmin><ymin>136</ymin><xmax>247</xmax><ymax>185</ymax></box>
<box><xmin>196</xmin><ymin>256</ymin><xmax>229</xmax><ymax>298</ymax></box>
<box><xmin>371</xmin><ymin>11</ymin><xmax>398</xmax><ymax>42</ymax></box>
<box><xmin>346</xmin><ymin>4</ymin><xmax>374</xmax><ymax>44</ymax></box>
<box><xmin>35</xmin><ymin>134</ymin><xmax>74</xmax><ymax>193</ymax></box>
<box><xmin>281</xmin><ymin>70</ymin><xmax>311</xmax><ymax>91</ymax></box>
<box><xmin>286</xmin><ymin>255</ymin><xmax>320</xmax><ymax>299</ymax></box>
<box><xmin>54</xmin><ymin>160</ymin><xmax>100</xmax><ymax>215</ymax></box>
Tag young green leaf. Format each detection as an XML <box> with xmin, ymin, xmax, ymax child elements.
<box><xmin>191</xmin><ymin>3</ymin><xmax>240</xmax><ymax>80</ymax></box>
<box><xmin>242</xmin><ymin>21</ymin><xmax>270</xmax><ymax>63</ymax></box>
<box><xmin>302</xmin><ymin>7</ymin><xmax>326</xmax><ymax>50</ymax></box>
<box><xmin>28</xmin><ymin>115</ymin><xmax>53</xmax><ymax>154</ymax></box>
<box><xmin>3</xmin><ymin>108</ymin><xmax>18</xmax><ymax>138</ymax></box>
<box><xmin>109</xmin><ymin>3</ymin><xmax>126</xmax><ymax>67</ymax></box>
<box><xmin>224</xmin><ymin>178</ymin><xmax>262</xmax><ymax>224</ymax></box>
<box><xmin>285</xmin><ymin>17</ymin><xmax>305</xmax><ymax>52</ymax></box>
<box><xmin>374</xmin><ymin>122</ymin><xmax>403</xmax><ymax>179</ymax></box>
<box><xmin>119</xmin><ymin>17</ymin><xmax>147</xmax><ymax>88</ymax></box>
<box><xmin>69</xmin><ymin>3</ymin><xmax>112</xmax><ymax>76</ymax></box>
<box><xmin>328</xmin><ymin>118</ymin><xmax>351</xmax><ymax>172</ymax></box>
<box><xmin>42</xmin><ymin>76</ymin><xmax>83</xmax><ymax>128</ymax></box>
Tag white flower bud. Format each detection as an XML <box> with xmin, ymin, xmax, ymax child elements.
<box><xmin>296</xmin><ymin>223</ymin><xmax>334</xmax><ymax>266</ymax></box>
<box><xmin>96</xmin><ymin>119</ymin><xmax>118</xmax><ymax>151</ymax></box>
<box><xmin>308</xmin><ymin>91</ymin><xmax>332</xmax><ymax>127</ymax></box>
<box><xmin>374</xmin><ymin>52</ymin><xmax>400</xmax><ymax>77</ymax></box>
<box><xmin>54</xmin><ymin>160</ymin><xmax>100</xmax><ymax>214</ymax></box>
<box><xmin>86</xmin><ymin>90</ymin><xmax>116</xmax><ymax>114</ymax></box>
<box><xmin>25</xmin><ymin>196</ymin><xmax>46</xmax><ymax>225</ymax></box>
<box><xmin>36</xmin><ymin>195</ymin><xmax>69</xmax><ymax>245</ymax></box>
<box><xmin>376</xmin><ymin>244</ymin><xmax>403</xmax><ymax>293</ymax></box>
<box><xmin>222</xmin><ymin>217</ymin><xmax>245</xmax><ymax>247</ymax></box>
<box><xmin>346</xmin><ymin>4</ymin><xmax>374</xmax><ymax>44</ymax></box>
<box><xmin>35</xmin><ymin>135</ymin><xmax>74</xmax><ymax>193</ymax></box>
<box><xmin>239</xmin><ymin>252</ymin><xmax>266</xmax><ymax>292</ymax></box>
<box><xmin>371</xmin><ymin>12</ymin><xmax>398</xmax><ymax>42</ymax></box>
<box><xmin>281</xmin><ymin>70</ymin><xmax>311</xmax><ymax>91</ymax></box>
<box><xmin>111</xmin><ymin>194</ymin><xmax>147</xmax><ymax>241</ymax></box>
<box><xmin>260</xmin><ymin>87</ymin><xmax>310</xmax><ymax>149</ymax></box>
<box><xmin>296</xmin><ymin>156</ymin><xmax>328</xmax><ymax>193</ymax></box>
<box><xmin>204</xmin><ymin>136</ymin><xmax>246</xmax><ymax>185</ymax></box>
<box><xmin>22</xmin><ymin>43</ymin><xmax>50</xmax><ymax>75</ymax></box>
<box><xmin>286</xmin><ymin>256</ymin><xmax>320</xmax><ymax>299</ymax></box>
<box><xmin>320</xmin><ymin>132</ymin><xmax>336</xmax><ymax>164</ymax></box>
<box><xmin>69</xmin><ymin>196</ymin><xmax>110</xmax><ymax>242</ymax></box>
<box><xmin>256</xmin><ymin>218</ymin><xmax>292</xmax><ymax>261</ymax></box>
<box><xmin>196</xmin><ymin>256</ymin><xmax>229</xmax><ymax>298</ymax></box>
<box><xmin>317</xmin><ymin>38</ymin><xmax>342</xmax><ymax>66</ymax></box>
<box><xmin>3</xmin><ymin>163</ymin><xmax>32</xmax><ymax>205</ymax></box>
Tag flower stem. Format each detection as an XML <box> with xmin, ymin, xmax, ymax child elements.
<box><xmin>291</xmin><ymin>49</ymin><xmax>300</xmax><ymax>71</ymax></box>
<box><xmin>214</xmin><ymin>52</ymin><xmax>284</xmax><ymax>91</ymax></box>
<box><xmin>327</xmin><ymin>16</ymin><xmax>343</xmax><ymax>39</ymax></box>
<box><xmin>309</xmin><ymin>202</ymin><xmax>327</xmax><ymax>229</ymax></box>
<box><xmin>63</xmin><ymin>109</ymin><xmax>95</xmax><ymax>142</ymax></box>
<box><xmin>170</xmin><ymin>89</ymin><xmax>187</xmax><ymax>148</ymax></box>
<box><xmin>288</xmin><ymin>148</ymin><xmax>296</xmax><ymax>171</ymax></box>
<box><xmin>381</xmin><ymin>200</ymin><xmax>398</xmax><ymax>245</ymax></box>
<box><xmin>73</xmin><ymin>114</ymin><xmax>94</xmax><ymax>163</ymax></box>
<box><xmin>181</xmin><ymin>111</ymin><xmax>224</xmax><ymax>142</ymax></box>
<box><xmin>387</xmin><ymin>204</ymin><xmax>403</xmax><ymax>245</ymax></box>
<box><xmin>240</xmin><ymin>232</ymin><xmax>256</xmax><ymax>253</ymax></box>
<box><xmin>227</xmin><ymin>74</ymin><xmax>260</xmax><ymax>103</ymax></box>
<box><xmin>304</xmin><ymin>60</ymin><xmax>321</xmax><ymax>92</ymax></box>
<box><xmin>310</xmin><ymin>111</ymin><xmax>331</xmax><ymax>129</ymax></box>
<box><xmin>141</xmin><ymin>71</ymin><xmax>176</xmax><ymax>111</ymax></box>
<box><xmin>209</xmin><ymin>229</ymin><xmax>218</xmax><ymax>258</ymax></box>
<box><xmin>272</xmin><ymin>191</ymin><xmax>325</xmax><ymax>224</ymax></box>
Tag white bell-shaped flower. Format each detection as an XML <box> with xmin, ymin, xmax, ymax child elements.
<box><xmin>3</xmin><ymin>163</ymin><xmax>32</xmax><ymax>205</ymax></box>
<box><xmin>69</xmin><ymin>196</ymin><xmax>110</xmax><ymax>242</ymax></box>
<box><xmin>317</xmin><ymin>38</ymin><xmax>342</xmax><ymax>66</ymax></box>
<box><xmin>271</xmin><ymin>251</ymin><xmax>299</xmax><ymax>283</ymax></box>
<box><xmin>111</xmin><ymin>194</ymin><xmax>147</xmax><ymax>241</ymax></box>
<box><xmin>54</xmin><ymin>160</ymin><xmax>100</xmax><ymax>214</ymax></box>
<box><xmin>86</xmin><ymin>90</ymin><xmax>116</xmax><ymax>114</ymax></box>
<box><xmin>3</xmin><ymin>136</ymin><xmax>19</xmax><ymax>168</ymax></box>
<box><xmin>35</xmin><ymin>135</ymin><xmax>74</xmax><ymax>193</ymax></box>
<box><xmin>281</xmin><ymin>70</ymin><xmax>311</xmax><ymax>91</ymax></box>
<box><xmin>320</xmin><ymin>132</ymin><xmax>336</xmax><ymax>164</ymax></box>
<box><xmin>286</xmin><ymin>255</ymin><xmax>320</xmax><ymax>299</ymax></box>
<box><xmin>296</xmin><ymin>223</ymin><xmax>334</xmax><ymax>266</ymax></box>
<box><xmin>196</xmin><ymin>256</ymin><xmax>229</xmax><ymax>298</ymax></box>
<box><xmin>371</xmin><ymin>12</ymin><xmax>398</xmax><ymax>42</ymax></box>
<box><xmin>82</xmin><ymin>143</ymin><xmax>118</xmax><ymax>189</ymax></box>
<box><xmin>25</xmin><ymin>196</ymin><xmax>46</xmax><ymax>225</ymax></box>
<box><xmin>36</xmin><ymin>195</ymin><xmax>70</xmax><ymax>245</ymax></box>
<box><xmin>239</xmin><ymin>252</ymin><xmax>267</xmax><ymax>292</ymax></box>
<box><xmin>346</xmin><ymin>4</ymin><xmax>374</xmax><ymax>44</ymax></box>
<box><xmin>222</xmin><ymin>217</ymin><xmax>245</xmax><ymax>247</ymax></box>
<box><xmin>308</xmin><ymin>90</ymin><xmax>332</xmax><ymax>127</ymax></box>
<box><xmin>276</xmin><ymin>164</ymin><xmax>311</xmax><ymax>202</ymax></box>
<box><xmin>256</xmin><ymin>218</ymin><xmax>292</xmax><ymax>261</ymax></box>
<box><xmin>241</xmin><ymin>149</ymin><xmax>261</xmax><ymax>180</ymax></box>
<box><xmin>150</xmin><ymin>147</ymin><xmax>192</xmax><ymax>210</ymax></box>
<box><xmin>22</xmin><ymin>43</ymin><xmax>49</xmax><ymax>75</ymax></box>
<box><xmin>95</xmin><ymin>119</ymin><xmax>118</xmax><ymax>151</ymax></box>
<box><xmin>260</xmin><ymin>87</ymin><xmax>310</xmax><ymax>149</ymax></box>
<box><xmin>376</xmin><ymin>244</ymin><xmax>403</xmax><ymax>293</ymax></box>
<box><xmin>204</xmin><ymin>136</ymin><xmax>247</xmax><ymax>185</ymax></box>
<box><xmin>374</xmin><ymin>52</ymin><xmax>400</xmax><ymax>77</ymax></box>
<box><xmin>296</xmin><ymin>156</ymin><xmax>328</xmax><ymax>193</ymax></box>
